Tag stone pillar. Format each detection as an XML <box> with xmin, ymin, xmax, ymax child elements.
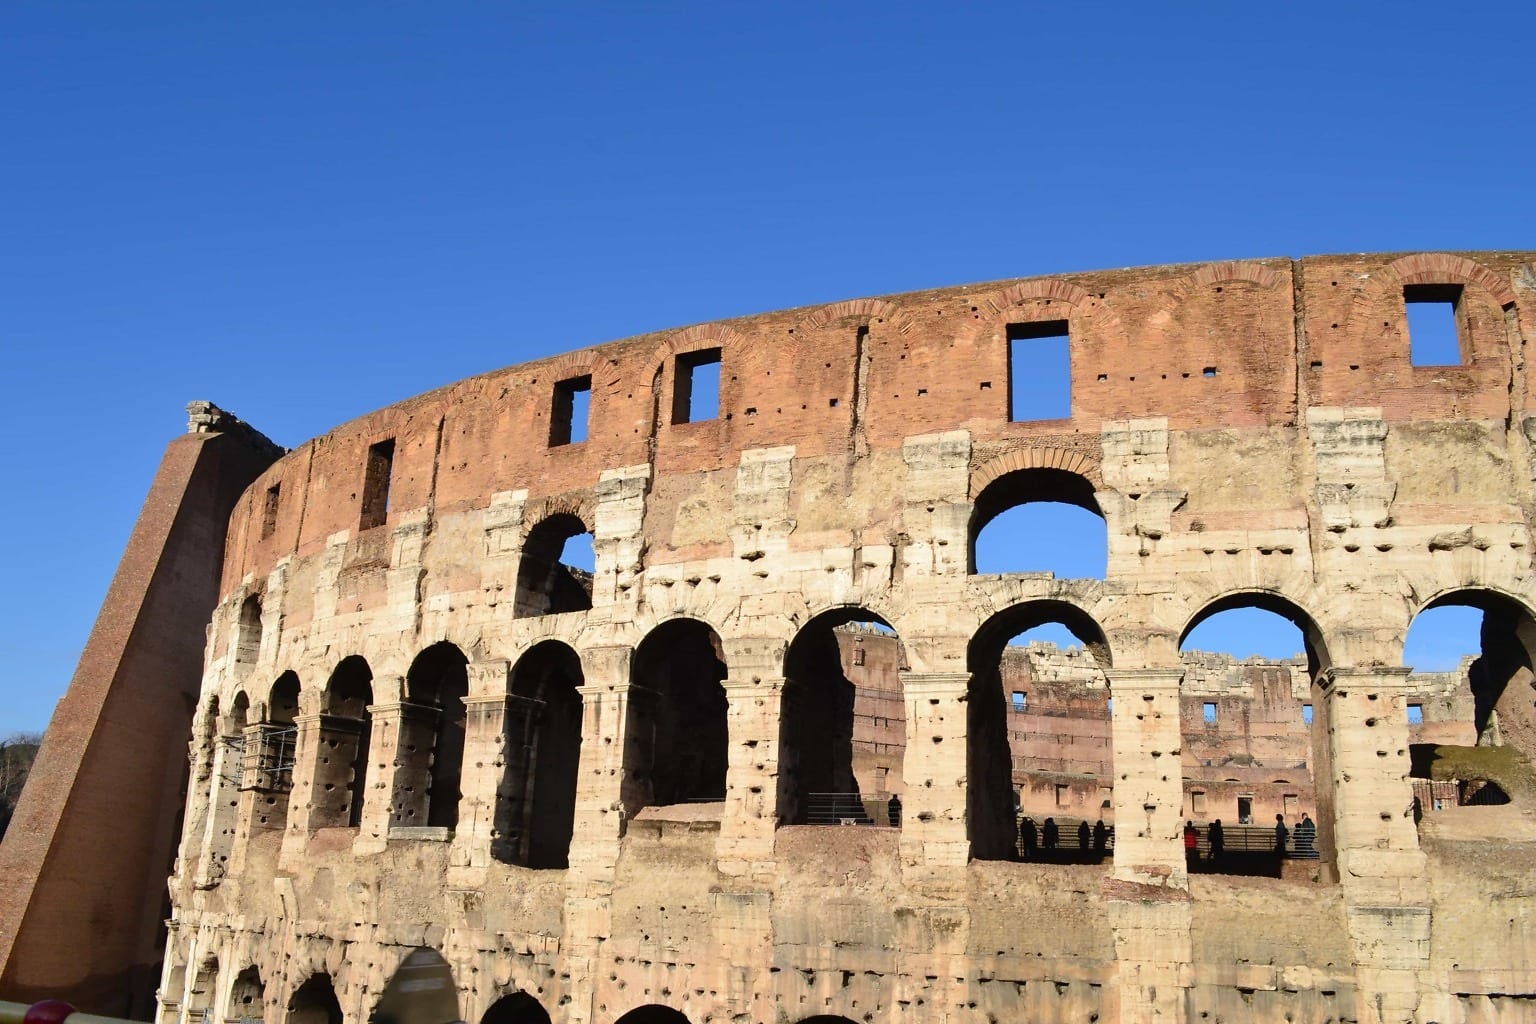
<box><xmin>191</xmin><ymin>727</ymin><xmax>241</xmax><ymax>889</ymax></box>
<box><xmin>1319</xmin><ymin>666</ymin><xmax>1432</xmax><ymax>1024</ymax></box>
<box><xmin>899</xmin><ymin>672</ymin><xmax>970</xmax><ymax>871</ymax></box>
<box><xmin>450</xmin><ymin>661</ymin><xmax>510</xmax><ymax>871</ymax></box>
<box><xmin>354</xmin><ymin>694</ymin><xmax>398</xmax><ymax>851</ymax></box>
<box><xmin>1104</xmin><ymin>668</ymin><xmax>1191</xmax><ymax>1024</ymax></box>
<box><xmin>566</xmin><ymin>646</ymin><xmax>632</xmax><ymax>887</ymax></box>
<box><xmin>717</xmin><ymin>677</ymin><xmax>782</xmax><ymax>874</ymax></box>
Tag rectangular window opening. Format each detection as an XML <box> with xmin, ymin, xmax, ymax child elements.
<box><xmin>261</xmin><ymin>483</ymin><xmax>280</xmax><ymax>539</ymax></box>
<box><xmin>1191</xmin><ymin>790</ymin><xmax>1207</xmax><ymax>814</ymax></box>
<box><xmin>1404</xmin><ymin>284</ymin><xmax>1465</xmax><ymax>366</ymax></box>
<box><xmin>1407</xmin><ymin>703</ymin><xmax>1424</xmax><ymax>726</ymax></box>
<box><xmin>1007</xmin><ymin>320</ymin><xmax>1071</xmax><ymax>421</ymax></box>
<box><xmin>672</xmin><ymin>348</ymin><xmax>722</xmax><ymax>424</ymax></box>
<box><xmin>1302</xmin><ymin>703</ymin><xmax>1314</xmax><ymax>725</ymax></box>
<box><xmin>550</xmin><ymin>375</ymin><xmax>592</xmax><ymax>446</ymax></box>
<box><xmin>1055</xmin><ymin>783</ymin><xmax>1069</xmax><ymax>807</ymax></box>
<box><xmin>1011</xmin><ymin>691</ymin><xmax>1027</xmax><ymax>713</ymax></box>
<box><xmin>359</xmin><ymin>438</ymin><xmax>395</xmax><ymax>531</ymax></box>
<box><xmin>1202</xmin><ymin>701</ymin><xmax>1217</xmax><ymax>724</ymax></box>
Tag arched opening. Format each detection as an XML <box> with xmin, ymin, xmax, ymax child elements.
<box><xmin>373</xmin><ymin>948</ymin><xmax>459</xmax><ymax>1024</ymax></box>
<box><xmin>320</xmin><ymin>656</ymin><xmax>374</xmax><ymax>828</ymax></box>
<box><xmin>780</xmin><ymin>609</ymin><xmax>906</xmax><ymax>827</ymax></box>
<box><xmin>286</xmin><ymin>974</ymin><xmax>340</xmax><ymax>1024</ymax></box>
<box><xmin>497</xmin><ymin>641</ymin><xmax>584</xmax><ymax>868</ymax></box>
<box><xmin>1178</xmin><ymin>597</ymin><xmax>1326</xmax><ymax>875</ymax></box>
<box><xmin>969</xmin><ymin>602</ymin><xmax>1113</xmax><ymax>862</ymax></box>
<box><xmin>479</xmin><ymin>993</ymin><xmax>551</xmax><ymax>1024</ymax></box>
<box><xmin>1404</xmin><ymin>590</ymin><xmax>1536</xmax><ymax>821</ymax></box>
<box><xmin>624</xmin><ymin>619</ymin><xmax>728</xmax><ymax>820</ymax></box>
<box><xmin>614</xmin><ymin>1007</ymin><xmax>690</xmax><ymax>1024</ymax></box>
<box><xmin>228</xmin><ymin>966</ymin><xmax>264</xmax><ymax>1024</ymax></box>
<box><xmin>249</xmin><ymin>673</ymin><xmax>300</xmax><ymax>830</ymax></box>
<box><xmin>514</xmin><ymin>514</ymin><xmax>594</xmax><ymax>617</ymax></box>
<box><xmin>402</xmin><ymin>643</ymin><xmax>469</xmax><ymax>830</ymax></box>
<box><xmin>969</xmin><ymin>468</ymin><xmax>1105</xmax><ymax>578</ymax></box>
<box><xmin>188</xmin><ymin>957</ymin><xmax>219</xmax><ymax>1022</ymax></box>
<box><xmin>236</xmin><ymin>595</ymin><xmax>263</xmax><ymax>666</ymax></box>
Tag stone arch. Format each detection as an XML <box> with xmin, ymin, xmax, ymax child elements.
<box><xmin>480</xmin><ymin>992</ymin><xmax>552</xmax><ymax>1024</ymax></box>
<box><xmin>514</xmin><ymin>504</ymin><xmax>595</xmax><ymax>619</ymax></box>
<box><xmin>613</xmin><ymin>1007</ymin><xmax>691</xmax><ymax>1024</ymax></box>
<box><xmin>1179</xmin><ymin>589</ymin><xmax>1332</xmax><ymax>680</ymax></box>
<box><xmin>623</xmin><ymin>617</ymin><xmax>729</xmax><ymax>819</ymax></box>
<box><xmin>1406</xmin><ymin>586</ymin><xmax>1536</xmax><ymax>756</ymax></box>
<box><xmin>318</xmin><ymin>656</ymin><xmax>374</xmax><ymax>828</ymax></box>
<box><xmin>235</xmin><ymin>593</ymin><xmax>263</xmax><ymax>668</ymax></box>
<box><xmin>285</xmin><ymin>973</ymin><xmax>341</xmax><ymax>1024</ymax></box>
<box><xmin>1385</xmin><ymin>253</ymin><xmax>1517</xmax><ymax>308</ymax></box>
<box><xmin>1154</xmin><ymin>260</ymin><xmax>1287</xmax><ymax>315</ymax></box>
<box><xmin>978</xmin><ymin>277</ymin><xmax>1129</xmax><ymax>346</ymax></box>
<box><xmin>968</xmin><ymin>600</ymin><xmax>1114</xmax><ymax>860</ymax></box>
<box><xmin>496</xmin><ymin>639</ymin><xmax>584</xmax><ymax>868</ymax></box>
<box><xmin>968</xmin><ymin>463</ymin><xmax>1106</xmax><ymax>579</ymax></box>
<box><xmin>644</xmin><ymin>323</ymin><xmax>746</xmax><ymax>430</ymax></box>
<box><xmin>800</xmin><ymin>297</ymin><xmax>913</xmax><ymax>334</ymax></box>
<box><xmin>227</xmin><ymin>964</ymin><xmax>264</xmax><ymax>1022</ymax></box>
<box><xmin>970</xmin><ymin>445</ymin><xmax>1102</xmax><ymax>498</ymax></box>
<box><xmin>779</xmin><ymin>607</ymin><xmax>906</xmax><ymax>826</ymax></box>
<box><xmin>402</xmin><ymin>642</ymin><xmax>470</xmax><ymax>829</ymax></box>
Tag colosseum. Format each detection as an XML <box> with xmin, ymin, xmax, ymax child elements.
<box><xmin>5</xmin><ymin>251</ymin><xmax>1536</xmax><ymax>1024</ymax></box>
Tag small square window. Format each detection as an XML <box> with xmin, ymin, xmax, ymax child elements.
<box><xmin>1011</xmin><ymin>691</ymin><xmax>1027</xmax><ymax>713</ymax></box>
<box><xmin>1202</xmin><ymin>702</ymin><xmax>1217</xmax><ymax>724</ymax></box>
<box><xmin>549</xmin><ymin>375</ymin><xmax>592</xmax><ymax>446</ymax></box>
<box><xmin>1007</xmin><ymin>320</ymin><xmax>1070</xmax><ymax>421</ymax></box>
<box><xmin>672</xmin><ymin>348</ymin><xmax>721</xmax><ymax>423</ymax></box>
<box><xmin>1404</xmin><ymin>284</ymin><xmax>1465</xmax><ymax>366</ymax></box>
<box><xmin>1407</xmin><ymin>703</ymin><xmax>1424</xmax><ymax>726</ymax></box>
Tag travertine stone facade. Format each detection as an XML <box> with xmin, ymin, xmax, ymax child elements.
<box><xmin>105</xmin><ymin>253</ymin><xmax>1536</xmax><ymax>1022</ymax></box>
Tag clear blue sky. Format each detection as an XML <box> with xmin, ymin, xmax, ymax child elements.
<box><xmin>2</xmin><ymin>2</ymin><xmax>1529</xmax><ymax>736</ymax></box>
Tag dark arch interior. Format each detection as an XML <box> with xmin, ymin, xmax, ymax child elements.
<box><xmin>780</xmin><ymin>608</ymin><xmax>905</xmax><ymax>827</ymax></box>
<box><xmin>968</xmin><ymin>602</ymin><xmax>1113</xmax><ymax>862</ymax></box>
<box><xmin>1180</xmin><ymin>592</ymin><xmax>1329</xmax><ymax>680</ymax></box>
<box><xmin>237</xmin><ymin>595</ymin><xmax>263</xmax><ymax>663</ymax></box>
<box><xmin>232</xmin><ymin>691</ymin><xmax>250</xmax><ymax>730</ymax></box>
<box><xmin>480</xmin><ymin>993</ymin><xmax>552</xmax><ymax>1024</ymax></box>
<box><xmin>269</xmin><ymin>672</ymin><xmax>301</xmax><ymax>726</ymax></box>
<box><xmin>287</xmin><ymin>974</ymin><xmax>341</xmax><ymax>1024</ymax></box>
<box><xmin>626</xmin><ymin>619</ymin><xmax>728</xmax><ymax>817</ymax></box>
<box><xmin>514</xmin><ymin>513</ymin><xmax>594</xmax><ymax>618</ymax></box>
<box><xmin>614</xmin><ymin>1007</ymin><xmax>690</xmax><ymax>1024</ymax></box>
<box><xmin>322</xmin><ymin>656</ymin><xmax>375</xmax><ymax>827</ymax></box>
<box><xmin>968</xmin><ymin>467</ymin><xmax>1104</xmax><ymax>574</ymax></box>
<box><xmin>497</xmin><ymin>641</ymin><xmax>584</xmax><ymax>868</ymax></box>
<box><xmin>407</xmin><ymin>642</ymin><xmax>469</xmax><ymax>829</ymax></box>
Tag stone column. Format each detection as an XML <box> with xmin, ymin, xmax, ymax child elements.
<box><xmin>566</xmin><ymin>646</ymin><xmax>632</xmax><ymax>887</ymax></box>
<box><xmin>717</xmin><ymin>676</ymin><xmax>782</xmax><ymax>875</ymax></box>
<box><xmin>899</xmin><ymin>672</ymin><xmax>970</xmax><ymax>871</ymax></box>
<box><xmin>451</xmin><ymin>663</ymin><xmax>509</xmax><ymax>872</ymax></box>
<box><xmin>354</xmin><ymin>694</ymin><xmax>399</xmax><ymax>851</ymax></box>
<box><xmin>1319</xmin><ymin>666</ymin><xmax>1432</xmax><ymax>1024</ymax></box>
<box><xmin>560</xmin><ymin>646</ymin><xmax>631</xmax><ymax>1024</ymax></box>
<box><xmin>1104</xmin><ymin>667</ymin><xmax>1192</xmax><ymax>1024</ymax></box>
<box><xmin>191</xmin><ymin>728</ymin><xmax>241</xmax><ymax>889</ymax></box>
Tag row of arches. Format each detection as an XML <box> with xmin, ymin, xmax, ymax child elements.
<box><xmin>170</xmin><ymin>952</ymin><xmax>860</xmax><ymax>1024</ymax></box>
<box><xmin>191</xmin><ymin>583</ymin><xmax>1534</xmax><ymax>876</ymax></box>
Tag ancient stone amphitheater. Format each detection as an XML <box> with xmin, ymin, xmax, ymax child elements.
<box><xmin>5</xmin><ymin>251</ymin><xmax>1536</xmax><ymax>1024</ymax></box>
